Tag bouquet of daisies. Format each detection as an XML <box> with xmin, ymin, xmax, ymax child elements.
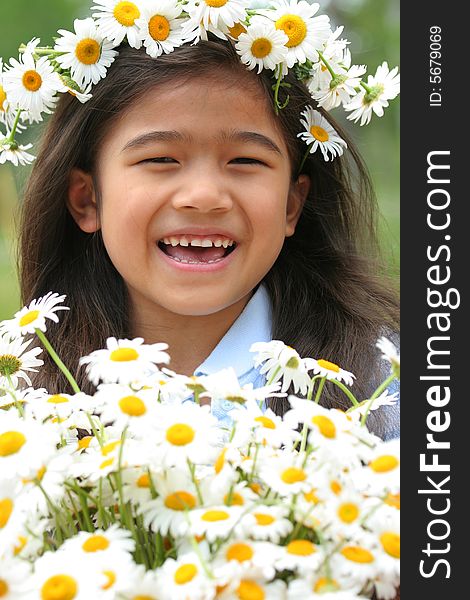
<box><xmin>0</xmin><ymin>293</ymin><xmax>400</xmax><ymax>599</ymax></box>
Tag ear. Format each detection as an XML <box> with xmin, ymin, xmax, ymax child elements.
<box><xmin>67</xmin><ymin>168</ymin><xmax>100</xmax><ymax>233</ymax></box>
<box><xmin>285</xmin><ymin>174</ymin><xmax>310</xmax><ymax>237</ymax></box>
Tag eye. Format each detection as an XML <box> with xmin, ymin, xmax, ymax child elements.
<box><xmin>141</xmin><ymin>157</ymin><xmax>178</xmax><ymax>164</ymax></box>
<box><xmin>230</xmin><ymin>157</ymin><xmax>266</xmax><ymax>165</ymax></box>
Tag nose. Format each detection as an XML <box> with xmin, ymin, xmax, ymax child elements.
<box><xmin>171</xmin><ymin>167</ymin><xmax>233</xmax><ymax>213</ymax></box>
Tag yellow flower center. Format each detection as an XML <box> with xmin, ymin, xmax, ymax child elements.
<box><xmin>338</xmin><ymin>502</ymin><xmax>360</xmax><ymax>523</ymax></box>
<box><xmin>22</xmin><ymin>70</ymin><xmax>42</xmax><ymax>92</ymax></box>
<box><xmin>166</xmin><ymin>423</ymin><xmax>195</xmax><ymax>445</ymax></box>
<box><xmin>254</xmin><ymin>513</ymin><xmax>275</xmax><ymax>526</ymax></box>
<box><xmin>330</xmin><ymin>480</ymin><xmax>342</xmax><ymax>495</ymax></box>
<box><xmin>174</xmin><ymin>563</ymin><xmax>198</xmax><ymax>584</ymax></box>
<box><xmin>385</xmin><ymin>492</ymin><xmax>401</xmax><ymax>509</ymax></box>
<box><xmin>137</xmin><ymin>473</ymin><xmax>151</xmax><ymax>488</ymax></box>
<box><xmin>226</xmin><ymin>542</ymin><xmax>254</xmax><ymax>562</ymax></box>
<box><xmin>314</xmin><ymin>578</ymin><xmax>340</xmax><ymax>593</ymax></box>
<box><xmin>164</xmin><ymin>491</ymin><xmax>196</xmax><ymax>511</ymax></box>
<box><xmin>0</xmin><ymin>354</ymin><xmax>22</xmax><ymax>377</ymax></box>
<box><xmin>19</xmin><ymin>309</ymin><xmax>40</xmax><ymax>327</ymax></box>
<box><xmin>317</xmin><ymin>359</ymin><xmax>339</xmax><ymax>372</ymax></box>
<box><xmin>101</xmin><ymin>440</ymin><xmax>121</xmax><ymax>456</ymax></box>
<box><xmin>149</xmin><ymin>15</ymin><xmax>170</xmax><ymax>41</ymax></box>
<box><xmin>0</xmin><ymin>85</ymin><xmax>6</xmax><ymax>109</ymax></box>
<box><xmin>236</xmin><ymin>580</ymin><xmax>265</xmax><ymax>600</ymax></box>
<box><xmin>100</xmin><ymin>458</ymin><xmax>114</xmax><ymax>470</ymax></box>
<box><xmin>0</xmin><ymin>498</ymin><xmax>13</xmax><ymax>528</ymax></box>
<box><xmin>47</xmin><ymin>395</ymin><xmax>69</xmax><ymax>404</ymax></box>
<box><xmin>254</xmin><ymin>416</ymin><xmax>276</xmax><ymax>429</ymax></box>
<box><xmin>249</xmin><ymin>482</ymin><xmax>261</xmax><ymax>494</ymax></box>
<box><xmin>275</xmin><ymin>14</ymin><xmax>307</xmax><ymax>48</ymax></box>
<box><xmin>118</xmin><ymin>395</ymin><xmax>146</xmax><ymax>417</ymax></box>
<box><xmin>228</xmin><ymin>23</ymin><xmax>246</xmax><ymax>39</ymax></box>
<box><xmin>132</xmin><ymin>597</ymin><xmax>155</xmax><ymax>600</ymax></box>
<box><xmin>205</xmin><ymin>0</ymin><xmax>228</xmax><ymax>6</ymax></box>
<box><xmin>380</xmin><ymin>532</ymin><xmax>400</xmax><ymax>558</ymax></box>
<box><xmin>0</xmin><ymin>578</ymin><xmax>8</xmax><ymax>596</ymax></box>
<box><xmin>201</xmin><ymin>509</ymin><xmax>229</xmax><ymax>522</ymax></box>
<box><xmin>214</xmin><ymin>448</ymin><xmax>227</xmax><ymax>474</ymax></box>
<box><xmin>286</xmin><ymin>539</ymin><xmax>316</xmax><ymax>556</ymax></box>
<box><xmin>75</xmin><ymin>39</ymin><xmax>101</xmax><ymax>65</ymax></box>
<box><xmin>0</xmin><ymin>431</ymin><xmax>26</xmax><ymax>457</ymax></box>
<box><xmin>251</xmin><ymin>38</ymin><xmax>272</xmax><ymax>59</ymax></box>
<box><xmin>311</xmin><ymin>415</ymin><xmax>336</xmax><ymax>438</ymax></box>
<box><xmin>82</xmin><ymin>534</ymin><xmax>110</xmax><ymax>552</ymax></box>
<box><xmin>113</xmin><ymin>1</ymin><xmax>140</xmax><ymax>26</ymax></box>
<box><xmin>77</xmin><ymin>436</ymin><xmax>92</xmax><ymax>450</ymax></box>
<box><xmin>224</xmin><ymin>491</ymin><xmax>244</xmax><ymax>506</ymax></box>
<box><xmin>41</xmin><ymin>575</ymin><xmax>78</xmax><ymax>600</ymax></box>
<box><xmin>309</xmin><ymin>125</ymin><xmax>330</xmax><ymax>143</ymax></box>
<box><xmin>341</xmin><ymin>546</ymin><xmax>374</xmax><ymax>563</ymax></box>
<box><xmin>110</xmin><ymin>347</ymin><xmax>139</xmax><ymax>362</ymax></box>
<box><xmin>14</xmin><ymin>535</ymin><xmax>27</xmax><ymax>555</ymax></box>
<box><xmin>369</xmin><ymin>455</ymin><xmax>399</xmax><ymax>473</ymax></box>
<box><xmin>281</xmin><ymin>467</ymin><xmax>306</xmax><ymax>484</ymax></box>
<box><xmin>303</xmin><ymin>488</ymin><xmax>321</xmax><ymax>504</ymax></box>
<box><xmin>102</xmin><ymin>571</ymin><xmax>116</xmax><ymax>590</ymax></box>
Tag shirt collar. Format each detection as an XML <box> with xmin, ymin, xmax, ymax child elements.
<box><xmin>194</xmin><ymin>284</ymin><xmax>272</xmax><ymax>379</ymax></box>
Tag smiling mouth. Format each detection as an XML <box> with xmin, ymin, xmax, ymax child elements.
<box><xmin>157</xmin><ymin>238</ymin><xmax>237</xmax><ymax>264</ymax></box>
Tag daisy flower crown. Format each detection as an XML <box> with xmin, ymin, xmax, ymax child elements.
<box><xmin>0</xmin><ymin>0</ymin><xmax>400</xmax><ymax>167</ymax></box>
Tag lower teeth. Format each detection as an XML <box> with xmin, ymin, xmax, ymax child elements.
<box><xmin>167</xmin><ymin>255</ymin><xmax>225</xmax><ymax>264</ymax></box>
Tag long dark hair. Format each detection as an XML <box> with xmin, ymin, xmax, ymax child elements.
<box><xmin>19</xmin><ymin>40</ymin><xmax>398</xmax><ymax>434</ymax></box>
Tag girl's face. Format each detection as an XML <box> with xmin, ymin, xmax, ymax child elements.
<box><xmin>71</xmin><ymin>75</ymin><xmax>309</xmax><ymax>321</ymax></box>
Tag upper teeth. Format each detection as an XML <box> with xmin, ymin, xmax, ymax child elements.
<box><xmin>161</xmin><ymin>237</ymin><xmax>235</xmax><ymax>248</ymax></box>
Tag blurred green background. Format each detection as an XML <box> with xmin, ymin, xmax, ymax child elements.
<box><xmin>0</xmin><ymin>0</ymin><xmax>399</xmax><ymax>320</ymax></box>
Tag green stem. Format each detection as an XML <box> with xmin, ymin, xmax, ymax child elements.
<box><xmin>360</xmin><ymin>373</ymin><xmax>397</xmax><ymax>427</ymax></box>
<box><xmin>327</xmin><ymin>378</ymin><xmax>359</xmax><ymax>407</ymax></box>
<box><xmin>360</xmin><ymin>80</ymin><xmax>373</xmax><ymax>94</ymax></box>
<box><xmin>19</xmin><ymin>44</ymin><xmax>64</xmax><ymax>57</ymax></box>
<box><xmin>297</xmin><ymin>142</ymin><xmax>314</xmax><ymax>176</ymax></box>
<box><xmin>317</xmin><ymin>50</ymin><xmax>337</xmax><ymax>79</ymax></box>
<box><xmin>187</xmin><ymin>459</ymin><xmax>204</xmax><ymax>505</ymax></box>
<box><xmin>272</xmin><ymin>65</ymin><xmax>290</xmax><ymax>114</ymax></box>
<box><xmin>6</xmin><ymin>109</ymin><xmax>22</xmax><ymax>143</ymax></box>
<box><xmin>35</xmin><ymin>329</ymin><xmax>81</xmax><ymax>393</ymax></box>
<box><xmin>5</xmin><ymin>374</ymin><xmax>24</xmax><ymax>417</ymax></box>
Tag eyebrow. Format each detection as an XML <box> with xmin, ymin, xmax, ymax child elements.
<box><xmin>121</xmin><ymin>129</ymin><xmax>283</xmax><ymax>155</ymax></box>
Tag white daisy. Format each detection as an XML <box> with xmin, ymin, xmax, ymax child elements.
<box><xmin>265</xmin><ymin>0</ymin><xmax>332</xmax><ymax>68</ymax></box>
<box><xmin>58</xmin><ymin>75</ymin><xmax>93</xmax><ymax>103</ymax></box>
<box><xmin>0</xmin><ymin>412</ymin><xmax>59</xmax><ymax>479</ymax></box>
<box><xmin>305</xmin><ymin>355</ymin><xmax>355</xmax><ymax>385</ymax></box>
<box><xmin>0</xmin><ymin>334</ymin><xmax>43</xmax><ymax>390</ymax></box>
<box><xmin>353</xmin><ymin>439</ymin><xmax>400</xmax><ymax>495</ymax></box>
<box><xmin>154</xmin><ymin>552</ymin><xmax>216</xmax><ymax>600</ymax></box>
<box><xmin>94</xmin><ymin>384</ymin><xmax>160</xmax><ymax>435</ymax></box>
<box><xmin>135</xmin><ymin>0</ymin><xmax>186</xmax><ymax>58</ymax></box>
<box><xmin>92</xmin><ymin>0</ymin><xmax>145</xmax><ymax>49</ymax></box>
<box><xmin>240</xmin><ymin>504</ymin><xmax>293</xmax><ymax>542</ymax></box>
<box><xmin>0</xmin><ymin>555</ymin><xmax>32</xmax><ymax>598</ymax></box>
<box><xmin>251</xmin><ymin>341</ymin><xmax>312</xmax><ymax>394</ymax></box>
<box><xmin>0</xmin><ymin>135</ymin><xmax>35</xmax><ymax>166</ymax></box>
<box><xmin>30</xmin><ymin>549</ymin><xmax>106</xmax><ymax>599</ymax></box>
<box><xmin>0</xmin><ymin>292</ymin><xmax>69</xmax><ymax>337</ymax></box>
<box><xmin>188</xmin><ymin>504</ymin><xmax>247</xmax><ymax>542</ymax></box>
<box><xmin>0</xmin><ymin>58</ymin><xmax>28</xmax><ymax>133</ymax></box>
<box><xmin>151</xmin><ymin>402</ymin><xmax>220</xmax><ymax>469</ymax></box>
<box><xmin>61</xmin><ymin>525</ymin><xmax>135</xmax><ymax>558</ymax></box>
<box><xmin>236</xmin><ymin>20</ymin><xmax>289</xmax><ymax>73</ymax></box>
<box><xmin>0</xmin><ymin>478</ymin><xmax>29</xmax><ymax>558</ymax></box>
<box><xmin>54</xmin><ymin>18</ymin><xmax>119</xmax><ymax>88</ymax></box>
<box><xmin>347</xmin><ymin>390</ymin><xmax>399</xmax><ymax>424</ymax></box>
<box><xmin>79</xmin><ymin>336</ymin><xmax>169</xmax><ymax>385</ymax></box>
<box><xmin>330</xmin><ymin>535</ymin><xmax>380</xmax><ymax>587</ymax></box>
<box><xmin>140</xmin><ymin>468</ymin><xmax>200</xmax><ymax>537</ymax></box>
<box><xmin>307</xmin><ymin>25</ymin><xmax>349</xmax><ymax>93</ymax></box>
<box><xmin>180</xmin><ymin>16</ymin><xmax>229</xmax><ymax>44</ymax></box>
<box><xmin>258</xmin><ymin>449</ymin><xmax>313</xmax><ymax>496</ymax></box>
<box><xmin>276</xmin><ymin>538</ymin><xmax>324</xmax><ymax>574</ymax></box>
<box><xmin>214</xmin><ymin>539</ymin><xmax>281</xmax><ymax>581</ymax></box>
<box><xmin>2</xmin><ymin>50</ymin><xmax>64</xmax><ymax>122</ymax></box>
<box><xmin>218</xmin><ymin>577</ymin><xmax>286</xmax><ymax>600</ymax></box>
<box><xmin>311</xmin><ymin>50</ymin><xmax>366</xmax><ymax>111</ymax></box>
<box><xmin>344</xmin><ymin>62</ymin><xmax>400</xmax><ymax>126</ymax></box>
<box><xmin>185</xmin><ymin>0</ymin><xmax>249</xmax><ymax>31</ymax></box>
<box><xmin>297</xmin><ymin>107</ymin><xmax>347</xmax><ymax>162</ymax></box>
<box><xmin>25</xmin><ymin>391</ymin><xmax>95</xmax><ymax>423</ymax></box>
<box><xmin>118</xmin><ymin>568</ymin><xmax>160</xmax><ymax>600</ymax></box>
<box><xmin>287</xmin><ymin>576</ymin><xmax>368</xmax><ymax>599</ymax></box>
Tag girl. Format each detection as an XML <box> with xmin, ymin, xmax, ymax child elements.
<box><xmin>13</xmin><ymin>13</ymin><xmax>399</xmax><ymax>439</ymax></box>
